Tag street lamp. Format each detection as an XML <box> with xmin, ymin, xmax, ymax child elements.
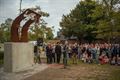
<box><xmin>20</xmin><ymin>0</ymin><xmax>22</xmax><ymax>14</ymax></box>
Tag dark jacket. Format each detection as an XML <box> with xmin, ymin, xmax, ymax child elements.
<box><xmin>55</xmin><ymin>45</ymin><xmax>61</xmax><ymax>54</ymax></box>
<box><xmin>72</xmin><ymin>46</ymin><xmax>78</xmax><ymax>54</ymax></box>
<box><xmin>46</xmin><ymin>46</ymin><xmax>52</xmax><ymax>55</ymax></box>
<box><xmin>34</xmin><ymin>45</ymin><xmax>38</xmax><ymax>53</ymax></box>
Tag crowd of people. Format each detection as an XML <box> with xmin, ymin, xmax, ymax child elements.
<box><xmin>34</xmin><ymin>42</ymin><xmax>120</xmax><ymax>66</ymax></box>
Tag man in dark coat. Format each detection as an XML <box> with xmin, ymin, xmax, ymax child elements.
<box><xmin>46</xmin><ymin>44</ymin><xmax>53</xmax><ymax>64</ymax></box>
<box><xmin>55</xmin><ymin>42</ymin><xmax>62</xmax><ymax>64</ymax></box>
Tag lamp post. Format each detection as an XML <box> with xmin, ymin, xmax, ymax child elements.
<box><xmin>20</xmin><ymin>0</ymin><xmax>22</xmax><ymax>14</ymax></box>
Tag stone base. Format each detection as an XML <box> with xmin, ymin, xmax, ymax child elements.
<box><xmin>4</xmin><ymin>42</ymin><xmax>34</xmax><ymax>72</ymax></box>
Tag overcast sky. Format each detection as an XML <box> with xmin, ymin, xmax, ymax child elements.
<box><xmin>0</xmin><ymin>0</ymin><xmax>80</xmax><ymax>36</ymax></box>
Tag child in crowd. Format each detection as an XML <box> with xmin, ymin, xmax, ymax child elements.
<box><xmin>82</xmin><ymin>51</ymin><xmax>88</xmax><ymax>63</ymax></box>
<box><xmin>104</xmin><ymin>56</ymin><xmax>109</xmax><ymax>63</ymax></box>
<box><xmin>71</xmin><ymin>44</ymin><xmax>78</xmax><ymax>64</ymax></box>
<box><xmin>110</xmin><ymin>56</ymin><xmax>116</xmax><ymax>65</ymax></box>
<box><xmin>99</xmin><ymin>52</ymin><xmax>109</xmax><ymax>65</ymax></box>
<box><xmin>87</xmin><ymin>55</ymin><xmax>93</xmax><ymax>63</ymax></box>
<box><xmin>86</xmin><ymin>47</ymin><xmax>93</xmax><ymax>63</ymax></box>
<box><xmin>117</xmin><ymin>55</ymin><xmax>120</xmax><ymax>66</ymax></box>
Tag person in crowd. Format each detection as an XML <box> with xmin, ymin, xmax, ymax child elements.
<box><xmin>55</xmin><ymin>42</ymin><xmax>62</xmax><ymax>64</ymax></box>
<box><xmin>81</xmin><ymin>44</ymin><xmax>86</xmax><ymax>61</ymax></box>
<box><xmin>42</xmin><ymin>41</ymin><xmax>120</xmax><ymax>66</ymax></box>
<box><xmin>116</xmin><ymin>44</ymin><xmax>120</xmax><ymax>63</ymax></box>
<box><xmin>99</xmin><ymin>52</ymin><xmax>105</xmax><ymax>65</ymax></box>
<box><xmin>118</xmin><ymin>44</ymin><xmax>120</xmax><ymax>57</ymax></box>
<box><xmin>68</xmin><ymin>44</ymin><xmax>72</xmax><ymax>59</ymax></box>
<box><xmin>117</xmin><ymin>54</ymin><xmax>120</xmax><ymax>66</ymax></box>
<box><xmin>34</xmin><ymin>43</ymin><xmax>41</xmax><ymax>64</ymax></box>
<box><xmin>99</xmin><ymin>51</ymin><xmax>109</xmax><ymax>65</ymax></box>
<box><xmin>104</xmin><ymin>44</ymin><xmax>110</xmax><ymax>58</ymax></box>
<box><xmin>107</xmin><ymin>44</ymin><xmax>112</xmax><ymax>61</ymax></box>
<box><xmin>77</xmin><ymin>44</ymin><xmax>82</xmax><ymax>60</ymax></box>
<box><xmin>46</xmin><ymin>43</ymin><xmax>53</xmax><ymax>64</ymax></box>
<box><xmin>104</xmin><ymin>55</ymin><xmax>109</xmax><ymax>63</ymax></box>
<box><xmin>111</xmin><ymin>44</ymin><xmax>118</xmax><ymax>64</ymax></box>
<box><xmin>86</xmin><ymin>45</ymin><xmax>92</xmax><ymax>63</ymax></box>
<box><xmin>110</xmin><ymin>56</ymin><xmax>116</xmax><ymax>65</ymax></box>
<box><xmin>52</xmin><ymin>44</ymin><xmax>56</xmax><ymax>63</ymax></box>
<box><xmin>63</xmin><ymin>43</ymin><xmax>69</xmax><ymax>67</ymax></box>
<box><xmin>82</xmin><ymin>50</ymin><xmax>88</xmax><ymax>63</ymax></box>
<box><xmin>96</xmin><ymin>44</ymin><xmax>100</xmax><ymax>64</ymax></box>
<box><xmin>34</xmin><ymin>44</ymin><xmax>38</xmax><ymax>64</ymax></box>
<box><xmin>90</xmin><ymin>44</ymin><xmax>97</xmax><ymax>63</ymax></box>
<box><xmin>71</xmin><ymin>43</ymin><xmax>78</xmax><ymax>64</ymax></box>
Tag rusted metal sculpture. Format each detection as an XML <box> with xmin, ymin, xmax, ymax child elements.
<box><xmin>11</xmin><ymin>9</ymin><xmax>41</xmax><ymax>42</ymax></box>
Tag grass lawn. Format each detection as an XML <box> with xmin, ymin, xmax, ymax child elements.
<box><xmin>24</xmin><ymin>60</ymin><xmax>120</xmax><ymax>80</ymax></box>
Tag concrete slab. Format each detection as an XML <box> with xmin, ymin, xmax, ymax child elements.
<box><xmin>4</xmin><ymin>42</ymin><xmax>34</xmax><ymax>72</ymax></box>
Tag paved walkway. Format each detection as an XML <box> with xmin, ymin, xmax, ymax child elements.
<box><xmin>0</xmin><ymin>64</ymin><xmax>48</xmax><ymax>80</ymax></box>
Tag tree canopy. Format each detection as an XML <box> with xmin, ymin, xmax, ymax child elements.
<box><xmin>60</xmin><ymin>0</ymin><xmax>120</xmax><ymax>43</ymax></box>
<box><xmin>0</xmin><ymin>18</ymin><xmax>12</xmax><ymax>43</ymax></box>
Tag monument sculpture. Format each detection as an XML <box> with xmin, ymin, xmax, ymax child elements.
<box><xmin>4</xmin><ymin>9</ymin><xmax>41</xmax><ymax>72</ymax></box>
<box><xmin>11</xmin><ymin>9</ymin><xmax>41</xmax><ymax>42</ymax></box>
